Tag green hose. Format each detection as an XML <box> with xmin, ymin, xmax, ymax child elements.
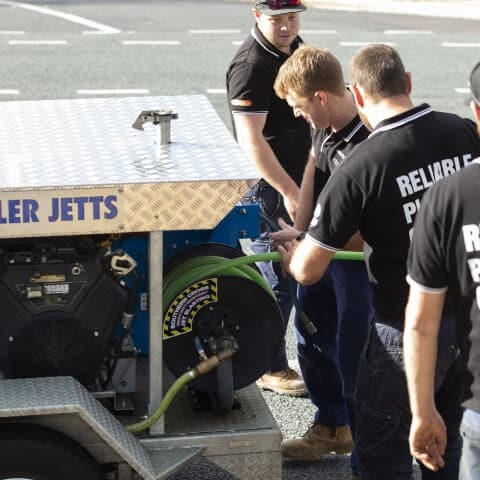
<box><xmin>128</xmin><ymin>248</ymin><xmax>364</xmax><ymax>434</ymax></box>
<box><xmin>127</xmin><ymin>350</ymin><xmax>236</xmax><ymax>434</ymax></box>
<box><xmin>163</xmin><ymin>252</ymin><xmax>279</xmax><ymax>307</ymax></box>
<box><xmin>163</xmin><ymin>250</ymin><xmax>364</xmax><ymax>308</ymax></box>
<box><xmin>127</xmin><ymin>370</ymin><xmax>194</xmax><ymax>433</ymax></box>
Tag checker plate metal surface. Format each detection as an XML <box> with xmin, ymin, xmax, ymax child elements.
<box><xmin>0</xmin><ymin>376</ymin><xmax>157</xmax><ymax>480</ymax></box>
<box><xmin>165</xmin><ymin>384</ymin><xmax>278</xmax><ymax>435</ymax></box>
<box><xmin>0</xmin><ymin>95</ymin><xmax>259</xmax><ymax>238</ymax></box>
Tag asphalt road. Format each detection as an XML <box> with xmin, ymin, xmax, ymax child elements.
<box><xmin>1</xmin><ymin>1</ymin><xmax>478</xmax><ymax>478</ymax></box>
<box><xmin>1</xmin><ymin>0</ymin><xmax>479</xmax><ymax>128</ymax></box>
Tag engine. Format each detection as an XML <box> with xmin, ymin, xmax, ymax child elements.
<box><xmin>0</xmin><ymin>236</ymin><xmax>130</xmax><ymax>387</ymax></box>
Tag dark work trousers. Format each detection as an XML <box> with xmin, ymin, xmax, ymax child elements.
<box><xmin>243</xmin><ymin>183</ymin><xmax>293</xmax><ymax>373</ymax></box>
<box><xmin>355</xmin><ymin>319</ymin><xmax>464</xmax><ymax>480</ymax></box>
<box><xmin>296</xmin><ymin>260</ymin><xmax>372</xmax><ymax>472</ymax></box>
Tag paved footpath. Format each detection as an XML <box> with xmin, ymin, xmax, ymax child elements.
<box><xmin>238</xmin><ymin>0</ymin><xmax>480</xmax><ymax>20</ymax></box>
<box><xmin>304</xmin><ymin>0</ymin><xmax>480</xmax><ymax>20</ymax></box>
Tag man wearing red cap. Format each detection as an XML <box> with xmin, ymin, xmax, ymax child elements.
<box><xmin>226</xmin><ymin>0</ymin><xmax>311</xmax><ymax>397</ymax></box>
<box><xmin>226</xmin><ymin>1</ymin><xmax>356</xmax><ymax>463</ymax></box>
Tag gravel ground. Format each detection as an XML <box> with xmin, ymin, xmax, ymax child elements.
<box><xmin>262</xmin><ymin>315</ymin><xmax>423</xmax><ymax>479</ymax></box>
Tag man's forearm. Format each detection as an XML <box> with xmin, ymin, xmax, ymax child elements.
<box><xmin>294</xmin><ymin>152</ymin><xmax>315</xmax><ymax>231</ymax></box>
<box><xmin>234</xmin><ymin>114</ymin><xmax>299</xmax><ymax>200</ymax></box>
<box><xmin>404</xmin><ymin>289</ymin><xmax>444</xmax><ymax>418</ymax></box>
<box><xmin>288</xmin><ymin>238</ymin><xmax>334</xmax><ymax>285</ymax></box>
<box><xmin>404</xmin><ymin>325</ymin><xmax>438</xmax><ymax>417</ymax></box>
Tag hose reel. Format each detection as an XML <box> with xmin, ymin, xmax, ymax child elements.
<box><xmin>162</xmin><ymin>243</ymin><xmax>283</xmax><ymax>414</ymax></box>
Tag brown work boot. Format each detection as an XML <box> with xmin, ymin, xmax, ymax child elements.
<box><xmin>281</xmin><ymin>424</ymin><xmax>353</xmax><ymax>461</ymax></box>
<box><xmin>256</xmin><ymin>367</ymin><xmax>307</xmax><ymax>396</ymax></box>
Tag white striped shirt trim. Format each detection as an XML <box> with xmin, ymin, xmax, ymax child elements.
<box><xmin>319</xmin><ymin>131</ymin><xmax>333</xmax><ymax>153</ymax></box>
<box><xmin>369</xmin><ymin>106</ymin><xmax>433</xmax><ymax>138</ymax></box>
<box><xmin>344</xmin><ymin>120</ymin><xmax>364</xmax><ymax>142</ymax></box>
<box><xmin>318</xmin><ymin>119</ymin><xmax>364</xmax><ymax>154</ymax></box>
<box><xmin>251</xmin><ymin>28</ymin><xmax>280</xmax><ymax>58</ymax></box>
<box><xmin>232</xmin><ymin>110</ymin><xmax>268</xmax><ymax>116</ymax></box>
<box><xmin>406</xmin><ymin>275</ymin><xmax>447</xmax><ymax>294</ymax></box>
<box><xmin>305</xmin><ymin>233</ymin><xmax>339</xmax><ymax>252</ymax></box>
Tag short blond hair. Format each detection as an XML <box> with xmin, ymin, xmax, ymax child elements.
<box><xmin>274</xmin><ymin>45</ymin><xmax>345</xmax><ymax>99</ymax></box>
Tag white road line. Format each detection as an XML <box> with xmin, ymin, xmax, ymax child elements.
<box><xmin>455</xmin><ymin>88</ymin><xmax>470</xmax><ymax>94</ymax></box>
<box><xmin>340</xmin><ymin>41</ymin><xmax>395</xmax><ymax>47</ymax></box>
<box><xmin>77</xmin><ymin>89</ymin><xmax>150</xmax><ymax>95</ymax></box>
<box><xmin>232</xmin><ymin>41</ymin><xmax>242</xmax><ymax>46</ymax></box>
<box><xmin>206</xmin><ymin>89</ymin><xmax>226</xmax><ymax>94</ymax></box>
<box><xmin>0</xmin><ymin>0</ymin><xmax>121</xmax><ymax>34</ymax></box>
<box><xmin>8</xmin><ymin>40</ymin><xmax>68</xmax><ymax>45</ymax></box>
<box><xmin>443</xmin><ymin>42</ymin><xmax>480</xmax><ymax>48</ymax></box>
<box><xmin>82</xmin><ymin>31</ymin><xmax>118</xmax><ymax>35</ymax></box>
<box><xmin>384</xmin><ymin>30</ymin><xmax>433</xmax><ymax>34</ymax></box>
<box><xmin>301</xmin><ymin>29</ymin><xmax>337</xmax><ymax>34</ymax></box>
<box><xmin>122</xmin><ymin>40</ymin><xmax>181</xmax><ymax>45</ymax></box>
<box><xmin>0</xmin><ymin>89</ymin><xmax>19</xmax><ymax>95</ymax></box>
<box><xmin>189</xmin><ymin>29</ymin><xmax>241</xmax><ymax>34</ymax></box>
<box><xmin>0</xmin><ymin>30</ymin><xmax>24</xmax><ymax>35</ymax></box>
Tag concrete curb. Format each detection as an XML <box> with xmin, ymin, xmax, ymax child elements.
<box><xmin>303</xmin><ymin>0</ymin><xmax>480</xmax><ymax>21</ymax></box>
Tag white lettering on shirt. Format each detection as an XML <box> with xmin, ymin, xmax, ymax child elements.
<box><xmin>399</xmin><ymin>154</ymin><xmax>473</xmax><ymax>237</ymax></box>
<box><xmin>463</xmin><ymin>224</ymin><xmax>480</xmax><ymax>308</ymax></box>
<box><xmin>468</xmin><ymin>258</ymin><xmax>480</xmax><ymax>282</ymax></box>
<box><xmin>403</xmin><ymin>198</ymin><xmax>421</xmax><ymax>225</ymax></box>
<box><xmin>396</xmin><ymin>154</ymin><xmax>473</xmax><ymax>198</ymax></box>
<box><xmin>463</xmin><ymin>224</ymin><xmax>480</xmax><ymax>253</ymax></box>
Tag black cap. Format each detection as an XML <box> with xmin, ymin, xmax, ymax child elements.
<box><xmin>255</xmin><ymin>0</ymin><xmax>306</xmax><ymax>16</ymax></box>
<box><xmin>470</xmin><ymin>61</ymin><xmax>480</xmax><ymax>106</ymax></box>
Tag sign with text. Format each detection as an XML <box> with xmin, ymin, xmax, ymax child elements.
<box><xmin>0</xmin><ymin>187</ymin><xmax>124</xmax><ymax>237</ymax></box>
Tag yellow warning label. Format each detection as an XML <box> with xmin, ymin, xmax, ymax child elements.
<box><xmin>163</xmin><ymin>278</ymin><xmax>218</xmax><ymax>339</ymax></box>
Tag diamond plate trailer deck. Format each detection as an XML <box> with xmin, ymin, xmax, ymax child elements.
<box><xmin>0</xmin><ymin>95</ymin><xmax>282</xmax><ymax>480</ymax></box>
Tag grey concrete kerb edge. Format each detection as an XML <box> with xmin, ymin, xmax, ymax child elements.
<box><xmin>303</xmin><ymin>0</ymin><xmax>480</xmax><ymax>21</ymax></box>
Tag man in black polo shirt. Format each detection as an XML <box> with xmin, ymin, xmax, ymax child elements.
<box><xmin>277</xmin><ymin>44</ymin><xmax>480</xmax><ymax>478</ymax></box>
<box><xmin>271</xmin><ymin>46</ymin><xmax>372</xmax><ymax>477</ymax></box>
<box><xmin>226</xmin><ymin>0</ymin><xmax>310</xmax><ymax>395</ymax></box>
<box><xmin>405</xmin><ymin>62</ymin><xmax>480</xmax><ymax>480</ymax></box>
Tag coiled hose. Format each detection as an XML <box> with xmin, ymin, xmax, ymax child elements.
<box><xmin>127</xmin><ymin>249</ymin><xmax>364</xmax><ymax>433</ymax></box>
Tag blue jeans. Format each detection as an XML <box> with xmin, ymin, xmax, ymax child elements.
<box><xmin>460</xmin><ymin>409</ymin><xmax>480</xmax><ymax>480</ymax></box>
<box><xmin>355</xmin><ymin>320</ymin><xmax>464</xmax><ymax>479</ymax></box>
<box><xmin>295</xmin><ymin>260</ymin><xmax>371</xmax><ymax>471</ymax></box>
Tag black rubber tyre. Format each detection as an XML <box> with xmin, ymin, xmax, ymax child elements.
<box><xmin>0</xmin><ymin>424</ymin><xmax>105</xmax><ymax>480</ymax></box>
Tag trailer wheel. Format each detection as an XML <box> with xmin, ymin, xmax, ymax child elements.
<box><xmin>0</xmin><ymin>424</ymin><xmax>105</xmax><ymax>480</ymax></box>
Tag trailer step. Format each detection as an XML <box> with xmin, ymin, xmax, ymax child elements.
<box><xmin>0</xmin><ymin>376</ymin><xmax>198</xmax><ymax>480</ymax></box>
<box><xmin>146</xmin><ymin>446</ymin><xmax>205</xmax><ymax>479</ymax></box>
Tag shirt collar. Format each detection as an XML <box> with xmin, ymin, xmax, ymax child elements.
<box><xmin>335</xmin><ymin>114</ymin><xmax>364</xmax><ymax>142</ymax></box>
<box><xmin>251</xmin><ymin>24</ymin><xmax>301</xmax><ymax>60</ymax></box>
<box><xmin>369</xmin><ymin>103</ymin><xmax>433</xmax><ymax>138</ymax></box>
<box><xmin>319</xmin><ymin>114</ymin><xmax>363</xmax><ymax>151</ymax></box>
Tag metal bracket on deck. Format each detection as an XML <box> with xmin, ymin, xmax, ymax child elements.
<box><xmin>132</xmin><ymin>110</ymin><xmax>178</xmax><ymax>145</ymax></box>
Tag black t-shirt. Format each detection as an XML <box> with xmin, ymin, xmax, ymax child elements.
<box><xmin>307</xmin><ymin>104</ymin><xmax>480</xmax><ymax>326</ymax></box>
<box><xmin>407</xmin><ymin>159</ymin><xmax>480</xmax><ymax>411</ymax></box>
<box><xmin>312</xmin><ymin>115</ymin><xmax>368</xmax><ymax>200</ymax></box>
<box><xmin>226</xmin><ymin>25</ymin><xmax>311</xmax><ymax>186</ymax></box>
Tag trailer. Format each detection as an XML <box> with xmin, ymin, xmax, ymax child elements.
<box><xmin>0</xmin><ymin>95</ymin><xmax>284</xmax><ymax>480</ymax></box>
